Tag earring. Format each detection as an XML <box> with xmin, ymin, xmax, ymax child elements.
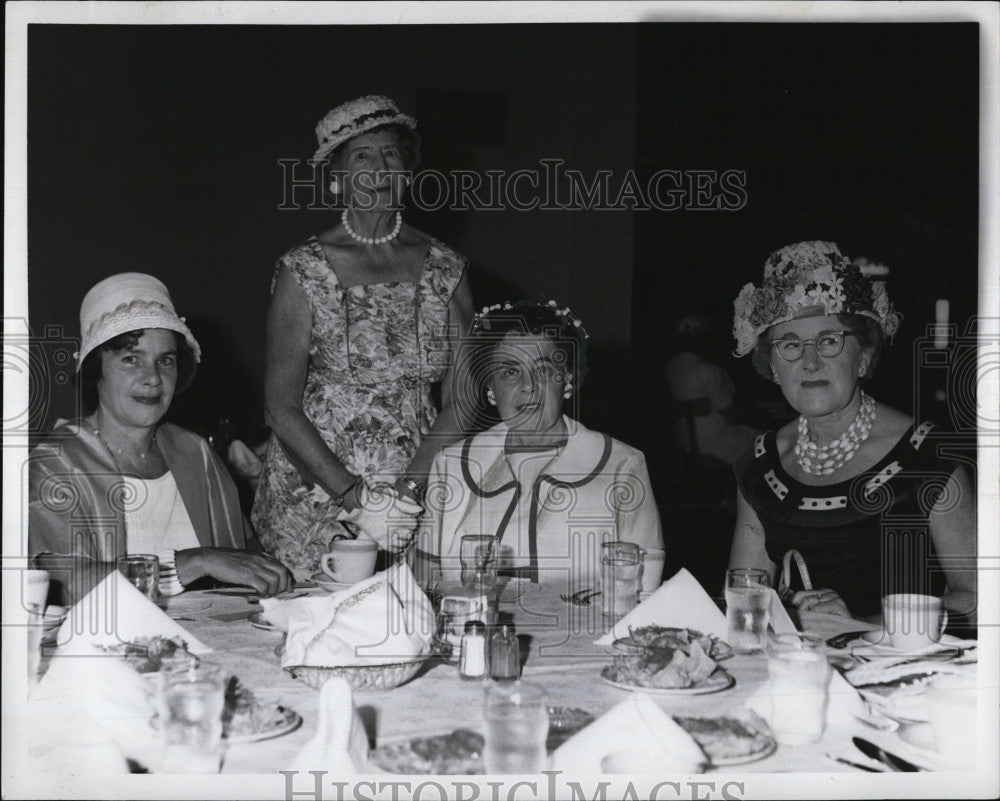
<box><xmin>486</xmin><ymin>388</ymin><xmax>496</xmax><ymax>406</ymax></box>
<box><xmin>859</xmin><ymin>359</ymin><xmax>870</xmax><ymax>377</ymax></box>
<box><xmin>562</xmin><ymin>382</ymin><xmax>573</xmax><ymax>400</ymax></box>
<box><xmin>328</xmin><ymin>177</ymin><xmax>340</xmax><ymax>195</ymax></box>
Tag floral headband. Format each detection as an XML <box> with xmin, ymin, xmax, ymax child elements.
<box><xmin>472</xmin><ymin>298</ymin><xmax>591</xmax><ymax>340</ymax></box>
<box><xmin>732</xmin><ymin>240</ymin><xmax>901</xmax><ymax>357</ymax></box>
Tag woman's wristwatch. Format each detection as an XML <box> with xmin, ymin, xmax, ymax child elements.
<box><xmin>332</xmin><ymin>478</ymin><xmax>359</xmax><ymax>508</ymax></box>
<box><xmin>398</xmin><ymin>477</ymin><xmax>426</xmax><ymax>503</ymax></box>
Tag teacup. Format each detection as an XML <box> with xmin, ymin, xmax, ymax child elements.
<box><xmin>881</xmin><ymin>593</ymin><xmax>948</xmax><ymax>651</ymax></box>
<box><xmin>321</xmin><ymin>538</ymin><xmax>378</xmax><ymax>584</ymax></box>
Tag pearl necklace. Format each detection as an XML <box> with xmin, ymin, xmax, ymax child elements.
<box><xmin>795</xmin><ymin>392</ymin><xmax>876</xmax><ymax>476</ymax></box>
<box><xmin>341</xmin><ymin>209</ymin><xmax>402</xmax><ymax>245</ymax></box>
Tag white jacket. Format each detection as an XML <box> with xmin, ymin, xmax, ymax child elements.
<box><xmin>418</xmin><ymin>416</ymin><xmax>663</xmax><ymax>588</ymax></box>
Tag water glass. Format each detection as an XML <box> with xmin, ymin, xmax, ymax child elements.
<box><xmin>26</xmin><ymin>603</ymin><xmax>44</xmax><ymax>694</ymax></box>
<box><xmin>767</xmin><ymin>633</ymin><xmax>831</xmax><ymax>745</ymax></box>
<box><xmin>160</xmin><ymin>660</ymin><xmax>225</xmax><ymax>773</ymax></box>
<box><xmin>639</xmin><ymin>547</ymin><xmax>666</xmax><ymax>594</ymax></box>
<box><xmin>601</xmin><ymin>553</ymin><xmax>641</xmax><ymax>619</ymax></box>
<box><xmin>725</xmin><ymin>568</ymin><xmax>771</xmax><ymax>653</ymax></box>
<box><xmin>117</xmin><ymin>554</ymin><xmax>160</xmax><ymax>601</ymax></box>
<box><xmin>483</xmin><ymin>682</ymin><xmax>549</xmax><ymax>773</ymax></box>
<box><xmin>460</xmin><ymin>535</ymin><xmax>499</xmax><ymax>591</ymax></box>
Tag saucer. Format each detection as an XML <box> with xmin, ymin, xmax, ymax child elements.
<box><xmin>897</xmin><ymin>723</ymin><xmax>976</xmax><ymax>770</ymax></box>
<box><xmin>310</xmin><ymin>572</ymin><xmax>354</xmax><ymax>593</ymax></box>
<box><xmin>851</xmin><ymin>630</ymin><xmax>962</xmax><ymax>659</ymax></box>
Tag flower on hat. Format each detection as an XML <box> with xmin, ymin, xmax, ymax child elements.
<box><xmin>472</xmin><ymin>298</ymin><xmax>591</xmax><ymax>341</ymax></box>
<box><xmin>732</xmin><ymin>241</ymin><xmax>901</xmax><ymax>356</ymax></box>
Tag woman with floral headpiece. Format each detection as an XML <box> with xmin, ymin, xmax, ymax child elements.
<box><xmin>253</xmin><ymin>96</ymin><xmax>474</xmax><ymax>577</ymax></box>
<box><xmin>416</xmin><ymin>300</ymin><xmax>663</xmax><ymax>593</ymax></box>
<box><xmin>728</xmin><ymin>241</ymin><xmax>976</xmax><ymax>623</ymax></box>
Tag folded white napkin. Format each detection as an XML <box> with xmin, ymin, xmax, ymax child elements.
<box><xmin>550</xmin><ymin>692</ymin><xmax>706</xmax><ymax>773</ymax></box>
<box><xmin>264</xmin><ymin>562</ymin><xmax>434</xmax><ymax>668</ymax></box>
<box><xmin>768</xmin><ymin>589</ymin><xmax>798</xmax><ymax>634</ymax></box>
<box><xmin>56</xmin><ymin>571</ymin><xmax>210</xmax><ymax>654</ymax></box>
<box><xmin>29</xmin><ymin>639</ymin><xmax>158</xmax><ymax>771</ymax></box>
<box><xmin>595</xmin><ymin>568</ymin><xmax>726</xmax><ymax>645</ymax></box>
<box><xmin>288</xmin><ymin>678</ymin><xmax>370</xmax><ymax>774</ymax></box>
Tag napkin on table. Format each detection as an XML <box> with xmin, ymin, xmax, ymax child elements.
<box><xmin>550</xmin><ymin>692</ymin><xmax>706</xmax><ymax>773</ymax></box>
<box><xmin>56</xmin><ymin>570</ymin><xmax>210</xmax><ymax>654</ymax></box>
<box><xmin>263</xmin><ymin>562</ymin><xmax>435</xmax><ymax>668</ymax></box>
<box><xmin>288</xmin><ymin>678</ymin><xmax>370</xmax><ymax>774</ymax></box>
<box><xmin>595</xmin><ymin>568</ymin><xmax>727</xmax><ymax>645</ymax></box>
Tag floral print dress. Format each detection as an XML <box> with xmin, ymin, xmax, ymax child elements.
<box><xmin>252</xmin><ymin>236</ymin><xmax>468</xmax><ymax>574</ymax></box>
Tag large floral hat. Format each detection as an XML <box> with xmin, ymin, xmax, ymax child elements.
<box><xmin>731</xmin><ymin>240</ymin><xmax>901</xmax><ymax>357</ymax></box>
<box><xmin>312</xmin><ymin>95</ymin><xmax>417</xmax><ymax>164</ymax></box>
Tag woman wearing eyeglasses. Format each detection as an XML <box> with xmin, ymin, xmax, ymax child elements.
<box><xmin>727</xmin><ymin>241</ymin><xmax>976</xmax><ymax>623</ymax></box>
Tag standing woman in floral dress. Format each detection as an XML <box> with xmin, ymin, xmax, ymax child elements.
<box><xmin>253</xmin><ymin>95</ymin><xmax>474</xmax><ymax>577</ymax></box>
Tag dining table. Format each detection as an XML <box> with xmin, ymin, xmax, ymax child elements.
<box><xmin>139</xmin><ymin>578</ymin><xmax>976</xmax><ymax>778</ymax></box>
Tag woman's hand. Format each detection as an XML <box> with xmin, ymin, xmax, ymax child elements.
<box><xmin>177</xmin><ymin>548</ymin><xmax>294</xmax><ymax>596</ymax></box>
<box><xmin>791</xmin><ymin>588</ymin><xmax>851</xmax><ymax>618</ymax></box>
<box><xmin>341</xmin><ymin>485</ymin><xmax>423</xmax><ymax>554</ymax></box>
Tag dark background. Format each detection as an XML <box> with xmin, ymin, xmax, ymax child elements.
<box><xmin>27</xmin><ymin>24</ymin><xmax>980</xmax><ymax>581</ymax></box>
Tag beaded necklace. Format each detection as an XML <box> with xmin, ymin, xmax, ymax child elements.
<box><xmin>795</xmin><ymin>392</ymin><xmax>876</xmax><ymax>476</ymax></box>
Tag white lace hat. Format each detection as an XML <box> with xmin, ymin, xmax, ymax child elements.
<box><xmin>75</xmin><ymin>273</ymin><xmax>202</xmax><ymax>370</ymax></box>
<box><xmin>312</xmin><ymin>95</ymin><xmax>417</xmax><ymax>164</ymax></box>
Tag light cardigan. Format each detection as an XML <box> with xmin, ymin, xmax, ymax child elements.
<box><xmin>29</xmin><ymin>419</ymin><xmax>251</xmax><ymax>565</ymax></box>
<box><xmin>419</xmin><ymin>417</ymin><xmax>663</xmax><ymax>586</ymax></box>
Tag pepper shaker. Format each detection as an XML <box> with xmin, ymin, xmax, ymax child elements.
<box><xmin>490</xmin><ymin>622</ymin><xmax>520</xmax><ymax>682</ymax></box>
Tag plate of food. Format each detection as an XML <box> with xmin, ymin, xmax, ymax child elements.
<box><xmin>371</xmin><ymin>729</ymin><xmax>486</xmax><ymax>775</ymax></box>
<box><xmin>223</xmin><ymin>679</ymin><xmax>302</xmax><ymax>744</ymax></box>
<box><xmin>546</xmin><ymin>706</ymin><xmax>595</xmax><ymax>751</ymax></box>
<box><xmin>248</xmin><ymin>611</ymin><xmax>281</xmax><ymax>632</ymax></box>
<box><xmin>99</xmin><ymin>635</ymin><xmax>194</xmax><ymax>672</ymax></box>
<box><xmin>614</xmin><ymin>626</ymin><xmax>734</xmax><ymax>661</ymax></box>
<box><xmin>601</xmin><ymin>628</ymin><xmax>735</xmax><ymax>695</ymax></box>
<box><xmin>673</xmin><ymin>711</ymin><xmax>777</xmax><ymax>766</ymax></box>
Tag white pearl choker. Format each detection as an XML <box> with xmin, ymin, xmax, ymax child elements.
<box><xmin>341</xmin><ymin>209</ymin><xmax>402</xmax><ymax>245</ymax></box>
<box><xmin>795</xmin><ymin>392</ymin><xmax>876</xmax><ymax>476</ymax></box>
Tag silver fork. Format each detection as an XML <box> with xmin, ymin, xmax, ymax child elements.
<box><xmin>559</xmin><ymin>587</ymin><xmax>602</xmax><ymax>606</ymax></box>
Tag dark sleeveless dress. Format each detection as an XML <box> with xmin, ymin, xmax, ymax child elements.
<box><xmin>734</xmin><ymin>421</ymin><xmax>968</xmax><ymax>618</ymax></box>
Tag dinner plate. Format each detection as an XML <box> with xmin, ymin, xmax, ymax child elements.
<box><xmin>674</xmin><ymin>712</ymin><xmax>778</xmax><ymax>766</ymax></box>
<box><xmin>600</xmin><ymin>667</ymin><xmax>735</xmax><ymax>696</ymax></box>
<box><xmin>248</xmin><ymin>611</ymin><xmax>281</xmax><ymax>632</ymax></box>
<box><xmin>371</xmin><ymin>730</ymin><xmax>485</xmax><ymax>775</ymax></box>
<box><xmin>226</xmin><ymin>705</ymin><xmax>303</xmax><ymax>744</ymax></box>
<box><xmin>897</xmin><ymin>723</ymin><xmax>976</xmax><ymax>770</ymax></box>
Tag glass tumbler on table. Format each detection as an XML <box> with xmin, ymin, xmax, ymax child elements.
<box><xmin>117</xmin><ymin>554</ymin><xmax>161</xmax><ymax>601</ymax></box>
<box><xmin>160</xmin><ymin>660</ymin><xmax>225</xmax><ymax>773</ymax></box>
<box><xmin>600</xmin><ymin>551</ymin><xmax>641</xmax><ymax>620</ymax></box>
<box><xmin>460</xmin><ymin>535</ymin><xmax>499</xmax><ymax>591</ymax></box>
<box><xmin>766</xmin><ymin>633</ymin><xmax>831</xmax><ymax>745</ymax></box>
<box><xmin>483</xmin><ymin>682</ymin><xmax>549</xmax><ymax>773</ymax></box>
<box><xmin>725</xmin><ymin>568</ymin><xmax>771</xmax><ymax>653</ymax></box>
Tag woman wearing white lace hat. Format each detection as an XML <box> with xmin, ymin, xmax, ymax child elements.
<box><xmin>727</xmin><ymin>241</ymin><xmax>976</xmax><ymax>623</ymax></box>
<box><xmin>253</xmin><ymin>95</ymin><xmax>474</xmax><ymax>577</ymax></box>
<box><xmin>29</xmin><ymin>273</ymin><xmax>294</xmax><ymax>603</ymax></box>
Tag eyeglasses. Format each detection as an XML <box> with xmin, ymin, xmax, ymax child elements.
<box><xmin>768</xmin><ymin>330</ymin><xmax>857</xmax><ymax>362</ymax></box>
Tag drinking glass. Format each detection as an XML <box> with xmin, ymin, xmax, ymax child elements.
<box><xmin>460</xmin><ymin>535</ymin><xmax>499</xmax><ymax>591</ymax></box>
<box><xmin>117</xmin><ymin>554</ymin><xmax>160</xmax><ymax>601</ymax></box>
<box><xmin>600</xmin><ymin>551</ymin><xmax>641</xmax><ymax>619</ymax></box>
<box><xmin>160</xmin><ymin>660</ymin><xmax>225</xmax><ymax>773</ymax></box>
<box><xmin>483</xmin><ymin>682</ymin><xmax>549</xmax><ymax>773</ymax></box>
<box><xmin>725</xmin><ymin>568</ymin><xmax>771</xmax><ymax>653</ymax></box>
<box><xmin>767</xmin><ymin>633</ymin><xmax>831</xmax><ymax>745</ymax></box>
<box><xmin>26</xmin><ymin>602</ymin><xmax>44</xmax><ymax>694</ymax></box>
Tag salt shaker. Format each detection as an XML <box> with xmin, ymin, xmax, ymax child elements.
<box><xmin>458</xmin><ymin>620</ymin><xmax>488</xmax><ymax>681</ymax></box>
<box><xmin>490</xmin><ymin>623</ymin><xmax>520</xmax><ymax>682</ymax></box>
